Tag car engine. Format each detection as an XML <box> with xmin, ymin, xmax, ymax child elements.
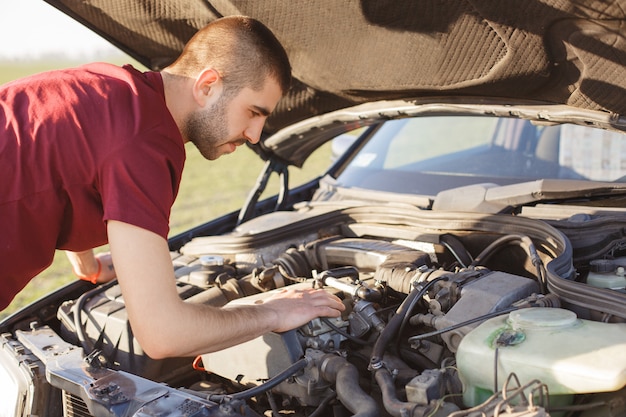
<box><xmin>3</xmin><ymin>202</ymin><xmax>626</xmax><ymax>417</ymax></box>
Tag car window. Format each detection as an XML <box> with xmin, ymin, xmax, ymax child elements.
<box><xmin>559</xmin><ymin>124</ymin><xmax>626</xmax><ymax>181</ymax></box>
<box><xmin>384</xmin><ymin>117</ymin><xmax>498</xmax><ymax>168</ymax></box>
<box><xmin>334</xmin><ymin>116</ymin><xmax>626</xmax><ymax>196</ymax></box>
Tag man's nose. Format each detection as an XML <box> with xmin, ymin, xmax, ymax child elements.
<box><xmin>244</xmin><ymin>119</ymin><xmax>266</xmax><ymax>144</ymax></box>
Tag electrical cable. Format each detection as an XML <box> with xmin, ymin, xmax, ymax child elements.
<box><xmin>209</xmin><ymin>358</ymin><xmax>308</xmax><ymax>402</ymax></box>
<box><xmin>321</xmin><ymin>317</ymin><xmax>369</xmax><ymax>345</ymax></box>
<box><xmin>407</xmin><ymin>306</ymin><xmax>518</xmax><ymax>344</ymax></box>
<box><xmin>308</xmin><ymin>392</ymin><xmax>337</xmax><ymax>417</ymax></box>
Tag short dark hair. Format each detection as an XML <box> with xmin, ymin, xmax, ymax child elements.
<box><xmin>167</xmin><ymin>16</ymin><xmax>292</xmax><ymax>95</ymax></box>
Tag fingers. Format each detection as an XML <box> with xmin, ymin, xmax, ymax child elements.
<box><xmin>265</xmin><ymin>287</ymin><xmax>346</xmax><ymax>332</ymax></box>
<box><xmin>300</xmin><ymin>289</ymin><xmax>345</xmax><ymax>317</ymax></box>
<box><xmin>316</xmin><ymin>304</ymin><xmax>344</xmax><ymax>318</ymax></box>
<box><xmin>274</xmin><ymin>287</ymin><xmax>345</xmax><ymax>312</ymax></box>
<box><xmin>310</xmin><ymin>289</ymin><xmax>346</xmax><ymax>315</ymax></box>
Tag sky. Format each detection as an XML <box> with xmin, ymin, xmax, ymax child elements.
<box><xmin>0</xmin><ymin>0</ymin><xmax>120</xmax><ymax>60</ymax></box>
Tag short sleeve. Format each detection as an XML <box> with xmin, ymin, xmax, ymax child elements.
<box><xmin>99</xmin><ymin>129</ymin><xmax>185</xmax><ymax>239</ymax></box>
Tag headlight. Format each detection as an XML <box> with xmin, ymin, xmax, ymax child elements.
<box><xmin>0</xmin><ymin>333</ymin><xmax>50</xmax><ymax>417</ymax></box>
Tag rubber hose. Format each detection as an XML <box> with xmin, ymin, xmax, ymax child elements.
<box><xmin>370</xmin><ymin>287</ymin><xmax>420</xmax><ymax>366</ymax></box>
<box><xmin>370</xmin><ymin>278</ymin><xmax>444</xmax><ymax>367</ymax></box>
<box><xmin>321</xmin><ymin>355</ymin><xmax>379</xmax><ymax>417</ymax></box>
<box><xmin>73</xmin><ymin>280</ymin><xmax>118</xmax><ymax>354</ymax></box>
<box><xmin>374</xmin><ymin>367</ymin><xmax>430</xmax><ymax>417</ymax></box>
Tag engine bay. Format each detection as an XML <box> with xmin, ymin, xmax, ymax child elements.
<box><xmin>3</xmin><ymin>202</ymin><xmax>626</xmax><ymax>417</ymax></box>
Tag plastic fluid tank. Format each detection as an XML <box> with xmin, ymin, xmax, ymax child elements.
<box><xmin>456</xmin><ymin>308</ymin><xmax>626</xmax><ymax>407</ymax></box>
<box><xmin>586</xmin><ymin>259</ymin><xmax>626</xmax><ymax>290</ymax></box>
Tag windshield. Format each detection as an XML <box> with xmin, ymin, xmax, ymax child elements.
<box><xmin>333</xmin><ymin>116</ymin><xmax>626</xmax><ymax>196</ymax></box>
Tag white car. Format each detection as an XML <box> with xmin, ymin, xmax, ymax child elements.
<box><xmin>2</xmin><ymin>2</ymin><xmax>626</xmax><ymax>417</ymax></box>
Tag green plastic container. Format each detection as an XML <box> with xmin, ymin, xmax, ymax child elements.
<box><xmin>456</xmin><ymin>308</ymin><xmax>626</xmax><ymax>407</ymax></box>
<box><xmin>587</xmin><ymin>263</ymin><xmax>626</xmax><ymax>290</ymax></box>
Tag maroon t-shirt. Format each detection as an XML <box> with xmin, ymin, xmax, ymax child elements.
<box><xmin>0</xmin><ymin>63</ymin><xmax>185</xmax><ymax>310</ymax></box>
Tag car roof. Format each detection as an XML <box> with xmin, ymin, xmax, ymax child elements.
<box><xmin>43</xmin><ymin>0</ymin><xmax>626</xmax><ymax>135</ymax></box>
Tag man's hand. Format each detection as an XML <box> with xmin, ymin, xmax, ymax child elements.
<box><xmin>256</xmin><ymin>287</ymin><xmax>345</xmax><ymax>333</ymax></box>
<box><xmin>66</xmin><ymin>249</ymin><xmax>116</xmax><ymax>284</ymax></box>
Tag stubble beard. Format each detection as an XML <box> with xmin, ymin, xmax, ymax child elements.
<box><xmin>185</xmin><ymin>94</ymin><xmax>230</xmax><ymax>161</ymax></box>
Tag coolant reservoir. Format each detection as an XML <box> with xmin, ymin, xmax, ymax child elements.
<box><xmin>456</xmin><ymin>308</ymin><xmax>626</xmax><ymax>407</ymax></box>
<box><xmin>586</xmin><ymin>258</ymin><xmax>626</xmax><ymax>290</ymax></box>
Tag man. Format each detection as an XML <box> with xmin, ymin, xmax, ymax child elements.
<box><xmin>0</xmin><ymin>16</ymin><xmax>344</xmax><ymax>358</ymax></box>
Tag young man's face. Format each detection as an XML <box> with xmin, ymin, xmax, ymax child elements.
<box><xmin>185</xmin><ymin>77</ymin><xmax>282</xmax><ymax>160</ymax></box>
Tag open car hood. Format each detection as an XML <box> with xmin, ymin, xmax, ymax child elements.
<box><xmin>5</xmin><ymin>4</ymin><xmax>626</xmax><ymax>416</ymax></box>
<box><xmin>44</xmin><ymin>0</ymin><xmax>626</xmax><ymax>136</ymax></box>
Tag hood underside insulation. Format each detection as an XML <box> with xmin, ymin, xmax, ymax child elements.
<box><xmin>44</xmin><ymin>0</ymin><xmax>626</xmax><ymax>133</ymax></box>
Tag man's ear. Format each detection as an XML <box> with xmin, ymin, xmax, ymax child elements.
<box><xmin>192</xmin><ymin>68</ymin><xmax>222</xmax><ymax>107</ymax></box>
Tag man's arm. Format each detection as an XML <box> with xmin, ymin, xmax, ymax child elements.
<box><xmin>107</xmin><ymin>220</ymin><xmax>345</xmax><ymax>359</ymax></box>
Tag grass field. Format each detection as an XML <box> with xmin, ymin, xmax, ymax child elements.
<box><xmin>0</xmin><ymin>57</ymin><xmax>331</xmax><ymax>319</ymax></box>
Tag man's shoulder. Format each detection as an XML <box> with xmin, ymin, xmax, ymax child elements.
<box><xmin>73</xmin><ymin>63</ymin><xmax>157</xmax><ymax>86</ymax></box>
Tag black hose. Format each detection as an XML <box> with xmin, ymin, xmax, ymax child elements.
<box><xmin>397</xmin><ymin>273</ymin><xmax>442</xmax><ymax>338</ymax></box>
<box><xmin>73</xmin><ymin>279</ymin><xmax>118</xmax><ymax>354</ymax></box>
<box><xmin>370</xmin><ymin>286</ymin><xmax>420</xmax><ymax>368</ymax></box>
<box><xmin>374</xmin><ymin>367</ymin><xmax>431</xmax><ymax>417</ymax></box>
<box><xmin>321</xmin><ymin>355</ymin><xmax>379</xmax><ymax>417</ymax></box>
<box><xmin>470</xmin><ymin>234</ymin><xmax>547</xmax><ymax>293</ymax></box>
<box><xmin>209</xmin><ymin>358</ymin><xmax>308</xmax><ymax>402</ymax></box>
<box><xmin>370</xmin><ymin>278</ymin><xmax>444</xmax><ymax>369</ymax></box>
<box><xmin>440</xmin><ymin>234</ymin><xmax>473</xmax><ymax>268</ymax></box>
<box><xmin>470</xmin><ymin>234</ymin><xmax>526</xmax><ymax>267</ymax></box>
